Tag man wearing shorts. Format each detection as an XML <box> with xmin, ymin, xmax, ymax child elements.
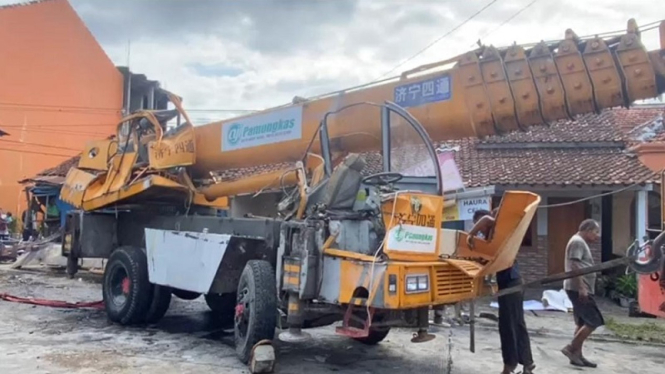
<box><xmin>561</xmin><ymin>219</ymin><xmax>602</xmax><ymax>368</ymax></box>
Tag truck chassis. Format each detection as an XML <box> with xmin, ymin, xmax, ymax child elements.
<box><xmin>63</xmin><ymin>207</ymin><xmax>447</xmax><ymax>363</ymax></box>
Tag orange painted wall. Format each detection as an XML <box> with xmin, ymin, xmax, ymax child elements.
<box><xmin>0</xmin><ymin>0</ymin><xmax>122</xmax><ymax>215</ymax></box>
<box><xmin>632</xmin><ymin>142</ymin><xmax>665</xmax><ymax>173</ymax></box>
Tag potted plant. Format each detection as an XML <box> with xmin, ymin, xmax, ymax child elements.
<box><xmin>615</xmin><ymin>274</ymin><xmax>638</xmax><ymax>308</ymax></box>
<box><xmin>596</xmin><ymin>274</ymin><xmax>616</xmax><ymax>298</ymax></box>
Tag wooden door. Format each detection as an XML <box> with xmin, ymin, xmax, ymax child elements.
<box><xmin>547</xmin><ymin>198</ymin><xmax>587</xmax><ymax>275</ymax></box>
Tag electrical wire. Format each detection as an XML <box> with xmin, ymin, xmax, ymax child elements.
<box><xmin>0</xmin><ymin>139</ymin><xmax>80</xmax><ymax>152</ymax></box>
<box><xmin>576</xmin><ymin>19</ymin><xmax>664</xmax><ymax>39</ymax></box>
<box><xmin>0</xmin><ymin>146</ymin><xmax>73</xmax><ymax>158</ymax></box>
<box><xmin>494</xmin><ymin>19</ymin><xmax>664</xmax><ymax>49</ymax></box>
<box><xmin>0</xmin><ymin>102</ymin><xmax>121</xmax><ymax>112</ymax></box>
<box><xmin>0</xmin><ymin>123</ymin><xmax>116</xmax><ymax>128</ymax></box>
<box><xmin>0</xmin><ymin>107</ymin><xmax>120</xmax><ymax>115</ymax></box>
<box><xmin>306</xmin><ymin>18</ymin><xmax>664</xmax><ymax>106</ymax></box>
<box><xmin>0</xmin><ymin>102</ymin><xmax>259</xmax><ymax>115</ymax></box>
<box><xmin>536</xmin><ymin>178</ymin><xmax>659</xmax><ymax>209</ymax></box>
<box><xmin>375</xmin><ymin>0</ymin><xmax>501</xmax><ymax>81</ymax></box>
<box><xmin>469</xmin><ymin>0</ymin><xmax>542</xmax><ymax>48</ymax></box>
<box><xmin>366</xmin><ymin>190</ymin><xmax>403</xmax><ymax>320</ymax></box>
<box><xmin>0</xmin><ymin>127</ymin><xmax>111</xmax><ymax>137</ymax></box>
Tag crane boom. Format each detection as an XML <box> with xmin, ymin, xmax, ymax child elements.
<box><xmin>60</xmin><ymin>19</ymin><xmax>665</xmax><ymax>210</ymax></box>
<box><xmin>189</xmin><ymin>19</ymin><xmax>665</xmax><ymax>175</ymax></box>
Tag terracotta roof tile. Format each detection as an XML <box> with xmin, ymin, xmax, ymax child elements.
<box><xmin>216</xmin><ymin>162</ymin><xmax>293</xmax><ymax>183</ymax></box>
<box><xmin>480</xmin><ymin>111</ymin><xmax>624</xmax><ymax>144</ymax></box>
<box><xmin>37</xmin><ymin>154</ymin><xmax>81</xmax><ymax>177</ymax></box>
<box><xmin>454</xmin><ymin>143</ymin><xmax>656</xmax><ymax>187</ymax></box>
<box><xmin>480</xmin><ymin>106</ymin><xmax>665</xmax><ymax>145</ymax></box>
<box><xmin>624</xmin><ymin>112</ymin><xmax>665</xmax><ymax>144</ymax></box>
<box><xmin>0</xmin><ymin>0</ymin><xmax>58</xmax><ymax>11</ymax></box>
<box><xmin>614</xmin><ymin>106</ymin><xmax>665</xmax><ymax>138</ymax></box>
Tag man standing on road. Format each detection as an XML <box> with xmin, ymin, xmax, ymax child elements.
<box><xmin>467</xmin><ymin>209</ymin><xmax>535</xmax><ymax>374</ymax></box>
<box><xmin>561</xmin><ymin>219</ymin><xmax>602</xmax><ymax>368</ymax></box>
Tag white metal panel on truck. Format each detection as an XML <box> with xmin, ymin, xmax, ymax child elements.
<box><xmin>145</xmin><ymin>228</ymin><xmax>231</xmax><ymax>294</ymax></box>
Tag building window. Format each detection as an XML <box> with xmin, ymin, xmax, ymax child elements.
<box><xmin>521</xmin><ymin>223</ymin><xmax>535</xmax><ymax>247</ymax></box>
<box><xmin>648</xmin><ymin>191</ymin><xmax>661</xmax><ymax>231</ymax></box>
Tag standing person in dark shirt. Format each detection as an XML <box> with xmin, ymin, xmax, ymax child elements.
<box><xmin>467</xmin><ymin>209</ymin><xmax>535</xmax><ymax>374</ymax></box>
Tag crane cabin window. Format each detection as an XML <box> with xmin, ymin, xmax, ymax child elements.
<box><xmin>388</xmin><ymin>111</ymin><xmax>436</xmax><ymax>179</ymax></box>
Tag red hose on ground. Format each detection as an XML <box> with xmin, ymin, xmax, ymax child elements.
<box><xmin>0</xmin><ymin>293</ymin><xmax>104</xmax><ymax>310</ymax></box>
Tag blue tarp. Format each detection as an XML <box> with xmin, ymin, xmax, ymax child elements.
<box><xmin>28</xmin><ymin>185</ymin><xmax>73</xmax><ymax>228</ymax></box>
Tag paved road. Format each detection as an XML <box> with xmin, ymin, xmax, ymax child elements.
<box><xmin>0</xmin><ymin>266</ymin><xmax>662</xmax><ymax>374</ymax></box>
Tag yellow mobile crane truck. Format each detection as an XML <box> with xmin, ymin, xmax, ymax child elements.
<box><xmin>60</xmin><ymin>20</ymin><xmax>665</xmax><ymax>365</ymax></box>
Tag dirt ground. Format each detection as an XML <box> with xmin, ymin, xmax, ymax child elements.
<box><xmin>0</xmin><ymin>265</ymin><xmax>663</xmax><ymax>374</ymax></box>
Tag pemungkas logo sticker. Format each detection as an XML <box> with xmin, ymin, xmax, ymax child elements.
<box><xmin>394</xmin><ymin>227</ymin><xmax>433</xmax><ymax>243</ymax></box>
<box><xmin>227</xmin><ymin>123</ymin><xmax>243</xmax><ymax>145</ymax></box>
<box><xmin>222</xmin><ymin>105</ymin><xmax>303</xmax><ymax>152</ymax></box>
<box><xmin>395</xmin><ymin>227</ymin><xmax>406</xmax><ymax>242</ymax></box>
<box><xmin>227</xmin><ymin>119</ymin><xmax>296</xmax><ymax>146</ymax></box>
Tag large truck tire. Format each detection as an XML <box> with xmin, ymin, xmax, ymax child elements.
<box><xmin>353</xmin><ymin>327</ymin><xmax>390</xmax><ymax>345</ymax></box>
<box><xmin>144</xmin><ymin>285</ymin><xmax>172</xmax><ymax>324</ymax></box>
<box><xmin>234</xmin><ymin>260</ymin><xmax>277</xmax><ymax>364</ymax></box>
<box><xmin>205</xmin><ymin>292</ymin><xmax>236</xmax><ymax>325</ymax></box>
<box><xmin>103</xmin><ymin>246</ymin><xmax>152</xmax><ymax>325</ymax></box>
<box><xmin>172</xmin><ymin>289</ymin><xmax>201</xmax><ymax>300</ymax></box>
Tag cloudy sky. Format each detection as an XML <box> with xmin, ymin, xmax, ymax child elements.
<box><xmin>6</xmin><ymin>0</ymin><xmax>665</xmax><ymax>123</ymax></box>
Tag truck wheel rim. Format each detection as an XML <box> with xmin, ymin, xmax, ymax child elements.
<box><xmin>110</xmin><ymin>265</ymin><xmax>130</xmax><ymax>307</ymax></box>
<box><xmin>235</xmin><ymin>287</ymin><xmax>250</xmax><ymax>339</ymax></box>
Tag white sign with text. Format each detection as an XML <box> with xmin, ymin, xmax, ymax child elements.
<box><xmin>458</xmin><ymin>197</ymin><xmax>491</xmax><ymax>221</ymax></box>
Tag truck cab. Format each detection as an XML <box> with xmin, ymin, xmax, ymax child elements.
<box><xmin>269</xmin><ymin>101</ymin><xmax>540</xmax><ymax>346</ymax></box>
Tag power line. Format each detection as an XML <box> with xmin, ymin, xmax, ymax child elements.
<box><xmin>0</xmin><ymin>102</ymin><xmax>121</xmax><ymax>112</ymax></box>
<box><xmin>537</xmin><ymin>179</ymin><xmax>654</xmax><ymax>209</ymax></box>
<box><xmin>576</xmin><ymin>19</ymin><xmax>664</xmax><ymax>39</ymax></box>
<box><xmin>0</xmin><ymin>139</ymin><xmax>80</xmax><ymax>152</ymax></box>
<box><xmin>0</xmin><ymin>127</ymin><xmax>111</xmax><ymax>137</ymax></box>
<box><xmin>0</xmin><ymin>123</ymin><xmax>115</xmax><ymax>129</ymax></box>
<box><xmin>493</xmin><ymin>18</ymin><xmax>665</xmax><ymax>49</ymax></box>
<box><xmin>470</xmin><ymin>0</ymin><xmax>541</xmax><ymax>48</ymax></box>
<box><xmin>0</xmin><ymin>104</ymin><xmax>259</xmax><ymax>118</ymax></box>
<box><xmin>0</xmin><ymin>146</ymin><xmax>73</xmax><ymax>158</ymax></box>
<box><xmin>0</xmin><ymin>123</ymin><xmax>116</xmax><ymax>129</ymax></box>
<box><xmin>375</xmin><ymin>0</ymin><xmax>501</xmax><ymax>81</ymax></box>
<box><xmin>0</xmin><ymin>102</ymin><xmax>259</xmax><ymax>113</ymax></box>
<box><xmin>0</xmin><ymin>107</ymin><xmax>120</xmax><ymax>115</ymax></box>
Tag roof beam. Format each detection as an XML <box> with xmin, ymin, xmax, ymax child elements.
<box><xmin>476</xmin><ymin>141</ymin><xmax>625</xmax><ymax>150</ymax></box>
<box><xmin>495</xmin><ymin>183</ymin><xmax>655</xmax><ymax>193</ymax></box>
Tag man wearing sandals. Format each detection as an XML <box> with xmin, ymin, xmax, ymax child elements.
<box><xmin>561</xmin><ymin>219</ymin><xmax>602</xmax><ymax>368</ymax></box>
